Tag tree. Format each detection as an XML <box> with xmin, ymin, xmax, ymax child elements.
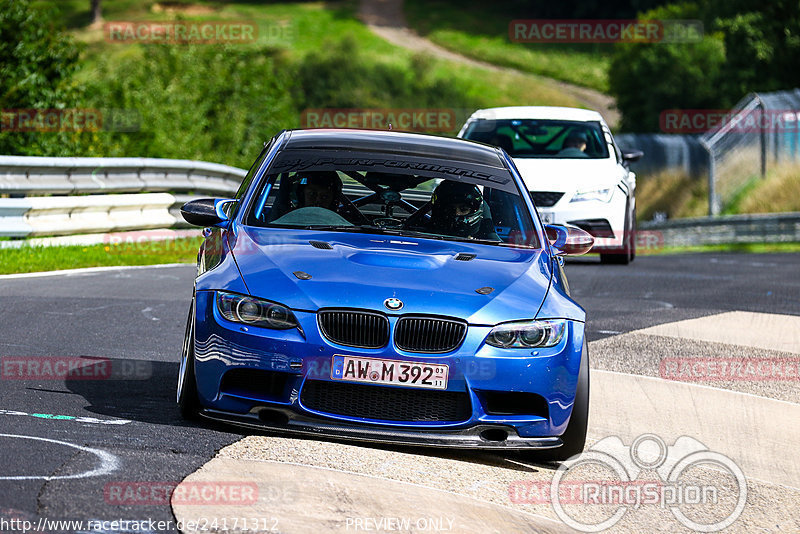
<box><xmin>0</xmin><ymin>0</ymin><xmax>85</xmax><ymax>155</ymax></box>
<box><xmin>610</xmin><ymin>34</ymin><xmax>728</xmax><ymax>132</ymax></box>
<box><xmin>90</xmin><ymin>0</ymin><xmax>102</xmax><ymax>25</ymax></box>
<box><xmin>607</xmin><ymin>1</ymin><xmax>800</xmax><ymax>132</ymax></box>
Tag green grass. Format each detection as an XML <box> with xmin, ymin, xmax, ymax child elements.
<box><xmin>4</xmin><ymin>236</ymin><xmax>798</xmax><ymax>275</ymax></box>
<box><xmin>720</xmin><ymin>175</ymin><xmax>761</xmax><ymax>215</ymax></box>
<box><xmin>639</xmin><ymin>241</ymin><xmax>800</xmax><ymax>256</ymax></box>
<box><xmin>634</xmin><ymin>164</ymin><xmax>800</xmax><ymax>223</ymax></box>
<box><xmin>416</xmin><ymin>30</ymin><xmax>610</xmax><ymax>93</ymax></box>
<box><xmin>404</xmin><ymin>0</ymin><xmax>611</xmax><ymax>92</ymax></box>
<box><xmin>635</xmin><ymin>170</ymin><xmax>708</xmax><ymax>222</ymax></box>
<box><xmin>0</xmin><ymin>238</ymin><xmax>201</xmax><ymax>275</ymax></box>
<box><xmin>734</xmin><ymin>164</ymin><xmax>800</xmax><ymax>214</ymax></box>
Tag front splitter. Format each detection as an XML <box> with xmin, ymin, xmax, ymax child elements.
<box><xmin>199</xmin><ymin>408</ymin><xmax>562</xmax><ymax>450</ymax></box>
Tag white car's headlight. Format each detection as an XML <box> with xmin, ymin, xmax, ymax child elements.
<box><xmin>570</xmin><ymin>187</ymin><xmax>614</xmax><ymax>203</ymax></box>
<box><xmin>216</xmin><ymin>291</ymin><xmax>298</xmax><ymax>329</ymax></box>
<box><xmin>485</xmin><ymin>319</ymin><xmax>566</xmax><ymax>348</ymax></box>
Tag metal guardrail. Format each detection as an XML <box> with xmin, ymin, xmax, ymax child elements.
<box><xmin>0</xmin><ymin>156</ymin><xmax>245</xmax><ymax>196</ymax></box>
<box><xmin>640</xmin><ymin>212</ymin><xmax>800</xmax><ymax>247</ymax></box>
<box><xmin>0</xmin><ymin>193</ymin><xmax>197</xmax><ymax>238</ymax></box>
<box><xmin>0</xmin><ymin>156</ymin><xmax>245</xmax><ymax>238</ymax></box>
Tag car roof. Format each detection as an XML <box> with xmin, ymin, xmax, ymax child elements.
<box><xmin>466</xmin><ymin>106</ymin><xmax>605</xmax><ymax>123</ymax></box>
<box><xmin>281</xmin><ymin>129</ymin><xmax>506</xmax><ymax>168</ymax></box>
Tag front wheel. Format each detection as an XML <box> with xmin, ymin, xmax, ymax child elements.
<box><xmin>600</xmin><ymin>205</ymin><xmax>634</xmax><ymax>264</ymax></box>
<box><xmin>177</xmin><ymin>300</ymin><xmax>201</xmax><ymax>419</ymax></box>
<box><xmin>531</xmin><ymin>339</ymin><xmax>589</xmax><ymax>462</ymax></box>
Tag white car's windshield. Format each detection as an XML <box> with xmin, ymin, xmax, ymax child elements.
<box><xmin>463</xmin><ymin>119</ymin><xmax>610</xmax><ymax>159</ymax></box>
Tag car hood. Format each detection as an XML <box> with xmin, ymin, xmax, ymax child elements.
<box><xmin>512</xmin><ymin>157</ymin><xmax>621</xmax><ymax>194</ymax></box>
<box><xmin>230</xmin><ymin>227</ymin><xmax>557</xmax><ymax>324</ymax></box>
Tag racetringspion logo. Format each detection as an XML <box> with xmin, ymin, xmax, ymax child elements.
<box><xmin>512</xmin><ymin>433</ymin><xmax>747</xmax><ymax>532</ymax></box>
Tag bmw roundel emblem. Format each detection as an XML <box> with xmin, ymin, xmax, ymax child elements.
<box><xmin>384</xmin><ymin>298</ymin><xmax>403</xmax><ymax>311</ymax></box>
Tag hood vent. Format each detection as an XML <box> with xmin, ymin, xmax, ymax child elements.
<box><xmin>454</xmin><ymin>253</ymin><xmax>476</xmax><ymax>261</ymax></box>
<box><xmin>309</xmin><ymin>240</ymin><xmax>333</xmax><ymax>250</ymax></box>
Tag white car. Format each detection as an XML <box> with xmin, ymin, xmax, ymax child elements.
<box><xmin>458</xmin><ymin>106</ymin><xmax>641</xmax><ymax>264</ymax></box>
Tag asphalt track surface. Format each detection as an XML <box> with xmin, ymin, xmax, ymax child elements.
<box><xmin>0</xmin><ymin>252</ymin><xmax>798</xmax><ymax>532</ymax></box>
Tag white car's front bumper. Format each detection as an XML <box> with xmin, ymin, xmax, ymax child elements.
<box><xmin>536</xmin><ymin>186</ymin><xmax>629</xmax><ymax>249</ymax></box>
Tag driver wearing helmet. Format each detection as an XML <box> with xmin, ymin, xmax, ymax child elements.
<box><xmin>427</xmin><ymin>180</ymin><xmax>499</xmax><ymax>241</ymax></box>
<box><xmin>296</xmin><ymin>171</ymin><xmax>343</xmax><ymax>210</ymax></box>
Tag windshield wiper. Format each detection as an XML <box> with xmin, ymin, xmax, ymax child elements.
<box><xmin>298</xmin><ymin>224</ymin><xmax>506</xmax><ymax>246</ymax></box>
<box><xmin>351</xmin><ymin>226</ymin><xmax>506</xmax><ymax>245</ymax></box>
<box><xmin>298</xmin><ymin>225</ymin><xmax>362</xmax><ymax>231</ymax></box>
<box><xmin>348</xmin><ymin>225</ymin><xmax>447</xmax><ymax>239</ymax></box>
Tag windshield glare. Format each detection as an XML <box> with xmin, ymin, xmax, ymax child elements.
<box><xmin>463</xmin><ymin>119</ymin><xmax>610</xmax><ymax>159</ymax></box>
<box><xmin>245</xmin><ymin>169</ymin><xmax>539</xmax><ymax>249</ymax></box>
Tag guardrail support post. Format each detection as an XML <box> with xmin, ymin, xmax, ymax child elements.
<box><xmin>701</xmin><ymin>138</ymin><xmax>719</xmax><ymax>216</ymax></box>
<box><xmin>757</xmin><ymin>96</ymin><xmax>767</xmax><ymax>178</ymax></box>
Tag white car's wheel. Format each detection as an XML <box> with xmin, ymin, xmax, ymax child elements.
<box><xmin>601</xmin><ymin>203</ymin><xmax>634</xmax><ymax>264</ymax></box>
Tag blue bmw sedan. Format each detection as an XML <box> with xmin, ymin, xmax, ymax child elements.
<box><xmin>178</xmin><ymin>129</ymin><xmax>593</xmax><ymax>461</ymax></box>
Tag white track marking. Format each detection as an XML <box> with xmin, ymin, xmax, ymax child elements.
<box><xmin>590</xmin><ymin>369</ymin><xmax>800</xmax><ymax>489</ymax></box>
<box><xmin>634</xmin><ymin>310</ymin><xmax>800</xmax><ymax>354</ymax></box>
<box><xmin>0</xmin><ymin>409</ymin><xmax>131</xmax><ymax>425</ymax></box>
<box><xmin>0</xmin><ymin>434</ymin><xmax>119</xmax><ymax>480</ymax></box>
<box><xmin>0</xmin><ymin>263</ymin><xmax>191</xmax><ymax>280</ymax></box>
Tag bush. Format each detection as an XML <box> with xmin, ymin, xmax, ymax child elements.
<box><xmin>0</xmin><ymin>0</ymin><xmax>85</xmax><ymax>155</ymax></box>
<box><xmin>294</xmin><ymin>35</ymin><xmax>481</xmax><ymax>111</ymax></box>
<box><xmin>85</xmin><ymin>44</ymin><xmax>298</xmax><ymax>167</ymax></box>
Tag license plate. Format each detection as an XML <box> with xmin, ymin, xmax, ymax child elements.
<box><xmin>330</xmin><ymin>355</ymin><xmax>449</xmax><ymax>390</ymax></box>
<box><xmin>539</xmin><ymin>211</ymin><xmax>554</xmax><ymax>224</ymax></box>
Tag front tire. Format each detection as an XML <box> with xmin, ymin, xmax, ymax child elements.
<box><xmin>177</xmin><ymin>300</ymin><xmax>201</xmax><ymax>420</ymax></box>
<box><xmin>533</xmin><ymin>339</ymin><xmax>589</xmax><ymax>462</ymax></box>
<box><xmin>600</xmin><ymin>204</ymin><xmax>634</xmax><ymax>264</ymax></box>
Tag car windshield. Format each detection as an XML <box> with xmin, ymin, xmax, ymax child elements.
<box><xmin>244</xmin><ymin>153</ymin><xmax>539</xmax><ymax>249</ymax></box>
<box><xmin>462</xmin><ymin>119</ymin><xmax>610</xmax><ymax>159</ymax></box>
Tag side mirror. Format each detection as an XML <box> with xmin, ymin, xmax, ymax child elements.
<box><xmin>622</xmin><ymin>149</ymin><xmax>643</xmax><ymax>163</ymax></box>
<box><xmin>181</xmin><ymin>198</ymin><xmax>236</xmax><ymax>228</ymax></box>
<box><xmin>545</xmin><ymin>224</ymin><xmax>594</xmax><ymax>256</ymax></box>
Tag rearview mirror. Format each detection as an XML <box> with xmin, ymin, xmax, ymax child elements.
<box><xmin>622</xmin><ymin>149</ymin><xmax>643</xmax><ymax>163</ymax></box>
<box><xmin>181</xmin><ymin>198</ymin><xmax>236</xmax><ymax>228</ymax></box>
<box><xmin>545</xmin><ymin>224</ymin><xmax>594</xmax><ymax>256</ymax></box>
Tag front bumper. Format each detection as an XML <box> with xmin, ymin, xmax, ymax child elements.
<box><xmin>192</xmin><ymin>290</ymin><xmax>585</xmax><ymax>446</ymax></box>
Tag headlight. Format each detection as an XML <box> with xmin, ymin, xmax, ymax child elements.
<box><xmin>570</xmin><ymin>187</ymin><xmax>614</xmax><ymax>203</ymax></box>
<box><xmin>216</xmin><ymin>292</ymin><xmax>298</xmax><ymax>330</ymax></box>
<box><xmin>486</xmin><ymin>319</ymin><xmax>566</xmax><ymax>348</ymax></box>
